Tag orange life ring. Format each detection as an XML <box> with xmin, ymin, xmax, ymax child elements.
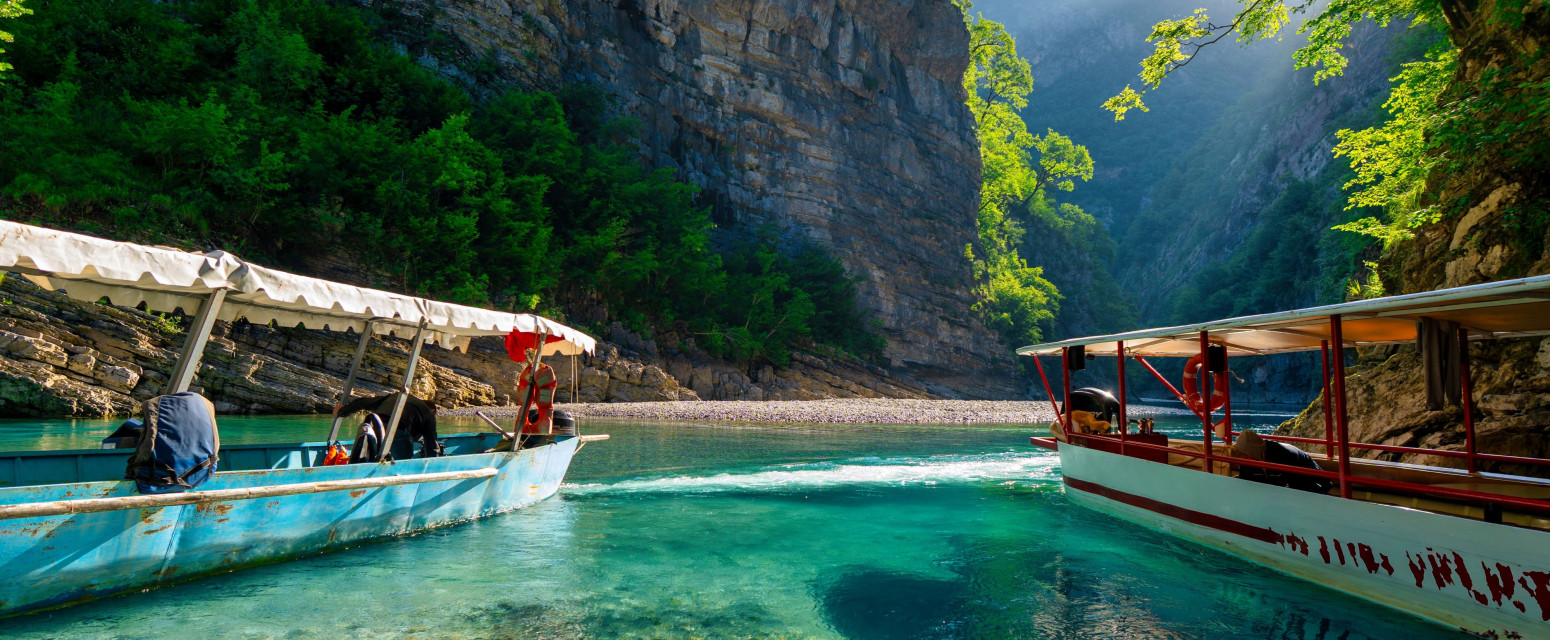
<box><xmin>1181</xmin><ymin>353</ymin><xmax>1229</xmax><ymax>413</ymax></box>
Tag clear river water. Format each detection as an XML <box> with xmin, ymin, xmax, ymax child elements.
<box><xmin>0</xmin><ymin>407</ymin><xmax>1461</xmax><ymax>639</ymax></box>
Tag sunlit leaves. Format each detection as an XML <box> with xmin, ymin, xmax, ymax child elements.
<box><xmin>1032</xmin><ymin>130</ymin><xmax>1093</xmax><ymax>192</ymax></box>
<box><xmin>0</xmin><ymin>0</ymin><xmax>28</xmax><ymax>76</ymax></box>
<box><xmin>1104</xmin><ymin>0</ymin><xmax>1437</xmax><ymax>119</ymax></box>
<box><xmin>960</xmin><ymin>8</ymin><xmax>1094</xmax><ymax>346</ymax></box>
<box><xmin>1333</xmin><ymin>48</ymin><xmax>1455</xmax><ymax>218</ymax></box>
<box><xmin>1331</xmin><ymin>216</ymin><xmax>1416</xmax><ymax>247</ymax></box>
<box><xmin>1100</xmin><ymin>85</ymin><xmax>1148</xmax><ymax>122</ymax></box>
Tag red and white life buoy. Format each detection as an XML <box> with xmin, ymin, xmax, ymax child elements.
<box><xmin>1181</xmin><ymin>353</ymin><xmax>1229</xmax><ymax>413</ymax></box>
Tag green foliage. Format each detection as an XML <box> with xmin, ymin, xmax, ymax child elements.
<box><xmin>0</xmin><ymin>0</ymin><xmax>881</xmax><ymax>367</ymax></box>
<box><xmin>696</xmin><ymin>231</ymin><xmax>884</xmax><ymax>366</ymax></box>
<box><xmin>1106</xmin><ymin>0</ymin><xmax>1441</xmax><ymax>120</ymax></box>
<box><xmin>1331</xmin><ymin>44</ymin><xmax>1454</xmax><ymax>237</ymax></box>
<box><xmin>1345</xmin><ymin>260</ymin><xmax>1386</xmax><ymax>300</ymax></box>
<box><xmin>960</xmin><ymin>5</ymin><xmax>1099</xmax><ymax>348</ymax></box>
<box><xmin>1115</xmin><ymin>1</ymin><xmax>1549</xmax><ymax>253</ymax></box>
<box><xmin>0</xmin><ymin>0</ymin><xmax>27</xmax><ymax>76</ymax></box>
<box><xmin>1166</xmin><ymin>147</ymin><xmax>1387</xmax><ymax>324</ymax></box>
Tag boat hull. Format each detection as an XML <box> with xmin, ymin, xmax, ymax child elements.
<box><xmin>1058</xmin><ymin>443</ymin><xmax>1550</xmax><ymax>639</ymax></box>
<box><xmin>0</xmin><ymin>437</ymin><xmax>582</xmax><ymax>617</ymax></box>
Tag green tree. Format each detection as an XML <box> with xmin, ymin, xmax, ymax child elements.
<box><xmin>960</xmin><ymin>3</ymin><xmax>1095</xmax><ymax>347</ymax></box>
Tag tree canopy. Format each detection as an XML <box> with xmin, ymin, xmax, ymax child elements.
<box><xmin>959</xmin><ymin>2</ymin><xmax>1101</xmax><ymax>349</ymax></box>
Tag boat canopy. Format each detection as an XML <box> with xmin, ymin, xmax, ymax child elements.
<box><xmin>0</xmin><ymin>220</ymin><xmax>594</xmax><ymax>355</ymax></box>
<box><xmin>1017</xmin><ymin>274</ymin><xmax>1550</xmax><ymax>357</ymax></box>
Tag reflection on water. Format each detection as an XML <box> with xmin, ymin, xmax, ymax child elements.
<box><xmin>0</xmin><ymin>411</ymin><xmax>1456</xmax><ymax>639</ymax></box>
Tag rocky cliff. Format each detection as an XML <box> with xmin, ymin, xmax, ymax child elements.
<box><xmin>387</xmin><ymin>0</ymin><xmax>1018</xmax><ymax>397</ymax></box>
<box><xmin>1278</xmin><ymin>1</ymin><xmax>1550</xmax><ymax>474</ymax></box>
<box><xmin>0</xmin><ymin>274</ymin><xmax>927</xmax><ymax>417</ymax></box>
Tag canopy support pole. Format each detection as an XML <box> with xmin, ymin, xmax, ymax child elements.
<box><xmin>327</xmin><ymin>320</ymin><xmax>375</xmax><ymax>445</ymax></box>
<box><xmin>165</xmin><ymin>289</ymin><xmax>227</xmax><ymax>395</ymax></box>
<box><xmin>1032</xmin><ymin>356</ymin><xmax>1062</xmax><ymax>421</ymax></box>
<box><xmin>1220</xmin><ymin>341</ymin><xmax>1233</xmax><ymax>446</ymax></box>
<box><xmin>1117</xmin><ymin>341</ymin><xmax>1127</xmax><ymax>457</ymax></box>
<box><xmin>1320</xmin><ymin>340</ymin><xmax>1334</xmax><ymax>460</ymax></box>
<box><xmin>1061</xmin><ymin>348</ymin><xmax>1072</xmax><ymax>434</ymax></box>
<box><xmin>1459</xmin><ymin>328</ymin><xmax>1478</xmax><ymax>474</ymax></box>
<box><xmin>380</xmin><ymin>320</ymin><xmax>428</xmax><ymax>462</ymax></box>
<box><xmin>514</xmin><ymin>330</ymin><xmax>552</xmax><ymax>448</ymax></box>
<box><xmin>1132</xmin><ymin>356</ymin><xmax>1207</xmax><ymax>422</ymax></box>
<box><xmin>1199</xmin><ymin>331</ymin><xmax>1213</xmax><ymax>474</ymax></box>
<box><xmin>1331</xmin><ymin>314</ymin><xmax>1352</xmax><ymax>499</ymax></box>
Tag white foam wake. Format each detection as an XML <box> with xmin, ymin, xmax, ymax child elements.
<box><xmin>568</xmin><ymin>451</ymin><xmax>1061</xmax><ymax>496</ymax></box>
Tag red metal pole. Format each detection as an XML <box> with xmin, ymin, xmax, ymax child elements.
<box><xmin>1220</xmin><ymin>343</ymin><xmax>1233</xmax><ymax>446</ymax></box>
<box><xmin>1061</xmin><ymin>347</ymin><xmax>1073</xmax><ymax>434</ymax></box>
<box><xmin>1331</xmin><ymin>315</ymin><xmax>1352</xmax><ymax>499</ymax></box>
<box><xmin>1117</xmin><ymin>341</ymin><xmax>1127</xmax><ymax>457</ymax></box>
<box><xmin>1459</xmin><ymin>328</ymin><xmax>1477</xmax><ymax>474</ymax></box>
<box><xmin>1320</xmin><ymin>340</ymin><xmax>1334</xmax><ymax>460</ymax></box>
<box><xmin>1200</xmin><ymin>331</ymin><xmax>1213</xmax><ymax>473</ymax></box>
<box><xmin>1132</xmin><ymin>355</ymin><xmax>1208</xmax><ymax>421</ymax></box>
<box><xmin>1032</xmin><ymin>355</ymin><xmax>1062</xmax><ymax>421</ymax></box>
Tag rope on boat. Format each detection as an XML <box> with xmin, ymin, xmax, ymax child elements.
<box><xmin>0</xmin><ymin>467</ymin><xmax>498</xmax><ymax>521</ymax></box>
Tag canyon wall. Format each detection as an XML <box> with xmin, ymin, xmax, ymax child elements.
<box><xmin>391</xmin><ymin>0</ymin><xmax>1018</xmax><ymax>397</ymax></box>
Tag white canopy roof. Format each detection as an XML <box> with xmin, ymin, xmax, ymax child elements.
<box><xmin>1017</xmin><ymin>274</ymin><xmax>1550</xmax><ymax>358</ymax></box>
<box><xmin>0</xmin><ymin>221</ymin><xmax>594</xmax><ymax>355</ymax></box>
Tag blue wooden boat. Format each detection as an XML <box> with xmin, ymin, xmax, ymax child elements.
<box><xmin>0</xmin><ymin>221</ymin><xmax>604</xmax><ymax>617</ymax></box>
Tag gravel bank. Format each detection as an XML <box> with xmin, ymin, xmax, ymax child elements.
<box><xmin>446</xmin><ymin>399</ymin><xmax>1060</xmax><ymax>425</ymax></box>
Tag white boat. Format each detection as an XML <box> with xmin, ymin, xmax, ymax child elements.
<box><xmin>1019</xmin><ymin>276</ymin><xmax>1550</xmax><ymax>638</ymax></box>
<box><xmin>0</xmin><ymin>221</ymin><xmax>601</xmax><ymax>617</ymax></box>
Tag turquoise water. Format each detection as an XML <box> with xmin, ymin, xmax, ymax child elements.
<box><xmin>0</xmin><ymin>409</ymin><xmax>1458</xmax><ymax>639</ymax></box>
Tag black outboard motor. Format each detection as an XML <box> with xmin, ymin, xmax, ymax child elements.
<box><xmin>551</xmin><ymin>410</ymin><xmax>577</xmax><ymax>436</ymax></box>
<box><xmin>1062</xmin><ymin>387</ymin><xmax>1121</xmax><ymax>425</ymax></box>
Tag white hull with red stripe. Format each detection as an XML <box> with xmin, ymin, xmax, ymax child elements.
<box><xmin>1058</xmin><ymin>443</ymin><xmax>1550</xmax><ymax>639</ymax></box>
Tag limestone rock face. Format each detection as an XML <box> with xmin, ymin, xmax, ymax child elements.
<box><xmin>0</xmin><ymin>276</ymin><xmax>498</xmax><ymax>417</ymax></box>
<box><xmin>0</xmin><ymin>275</ymin><xmax>931</xmax><ymax>417</ymax></box>
<box><xmin>385</xmin><ymin>0</ymin><xmax>1018</xmax><ymax>397</ymax></box>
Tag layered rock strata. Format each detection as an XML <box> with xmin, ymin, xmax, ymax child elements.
<box><xmin>0</xmin><ymin>275</ymin><xmax>926</xmax><ymax>417</ymax></box>
<box><xmin>388</xmin><ymin>0</ymin><xmax>1019</xmax><ymax>397</ymax></box>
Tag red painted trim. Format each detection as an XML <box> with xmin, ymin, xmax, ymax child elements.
<box><xmin>1064</xmin><ymin>476</ymin><xmax>1284</xmax><ymax>545</ymax></box>
<box><xmin>1030</xmin><ymin>437</ymin><xmax>1059</xmax><ymax>451</ymax></box>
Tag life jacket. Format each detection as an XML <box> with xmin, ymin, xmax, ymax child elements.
<box><xmin>125</xmin><ymin>393</ymin><xmax>220</xmax><ymax>495</ymax></box>
<box><xmin>321</xmin><ymin>443</ymin><xmax>350</xmax><ymax>466</ymax></box>
<box><xmin>349</xmin><ymin>413</ymin><xmax>386</xmax><ymax>463</ymax></box>
<box><xmin>516</xmin><ymin>363</ymin><xmax>558</xmax><ymax>434</ymax></box>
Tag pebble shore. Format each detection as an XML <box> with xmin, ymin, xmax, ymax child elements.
<box><xmin>447</xmin><ymin>399</ymin><xmax>1061</xmax><ymax>425</ymax></box>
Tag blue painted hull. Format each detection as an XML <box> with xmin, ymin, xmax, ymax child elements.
<box><xmin>0</xmin><ymin>434</ymin><xmax>584</xmax><ymax>617</ymax></box>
